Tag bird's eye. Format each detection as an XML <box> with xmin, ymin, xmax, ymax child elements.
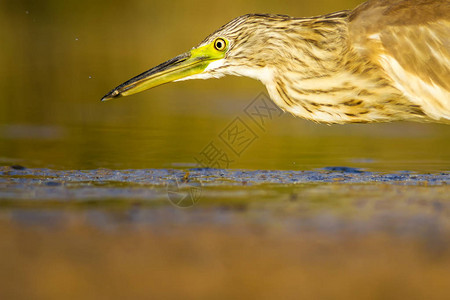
<box><xmin>214</xmin><ymin>38</ymin><xmax>226</xmax><ymax>51</ymax></box>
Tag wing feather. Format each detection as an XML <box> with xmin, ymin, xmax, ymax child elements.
<box><xmin>349</xmin><ymin>0</ymin><xmax>450</xmax><ymax>121</ymax></box>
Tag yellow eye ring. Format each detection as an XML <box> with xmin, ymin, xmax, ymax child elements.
<box><xmin>214</xmin><ymin>38</ymin><xmax>227</xmax><ymax>51</ymax></box>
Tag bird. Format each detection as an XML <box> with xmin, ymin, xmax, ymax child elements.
<box><xmin>102</xmin><ymin>0</ymin><xmax>450</xmax><ymax>124</ymax></box>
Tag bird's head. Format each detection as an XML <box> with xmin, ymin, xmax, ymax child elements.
<box><xmin>101</xmin><ymin>14</ymin><xmax>288</xmax><ymax>101</ymax></box>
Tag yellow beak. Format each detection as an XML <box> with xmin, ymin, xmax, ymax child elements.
<box><xmin>101</xmin><ymin>41</ymin><xmax>226</xmax><ymax>101</ymax></box>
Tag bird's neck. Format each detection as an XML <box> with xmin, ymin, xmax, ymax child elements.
<box><xmin>259</xmin><ymin>14</ymin><xmax>422</xmax><ymax>123</ymax></box>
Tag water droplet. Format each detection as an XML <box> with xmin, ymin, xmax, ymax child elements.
<box><xmin>75</xmin><ymin>37</ymin><xmax>79</xmax><ymax>41</ymax></box>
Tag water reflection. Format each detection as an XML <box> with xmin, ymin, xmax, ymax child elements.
<box><xmin>0</xmin><ymin>119</ymin><xmax>449</xmax><ymax>171</ymax></box>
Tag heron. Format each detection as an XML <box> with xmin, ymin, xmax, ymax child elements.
<box><xmin>102</xmin><ymin>0</ymin><xmax>450</xmax><ymax>124</ymax></box>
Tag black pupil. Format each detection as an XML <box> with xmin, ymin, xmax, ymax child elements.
<box><xmin>216</xmin><ymin>41</ymin><xmax>223</xmax><ymax>49</ymax></box>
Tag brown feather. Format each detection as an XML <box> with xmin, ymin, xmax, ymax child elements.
<box><xmin>349</xmin><ymin>0</ymin><xmax>450</xmax><ymax>120</ymax></box>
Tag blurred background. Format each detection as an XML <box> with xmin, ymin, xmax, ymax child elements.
<box><xmin>0</xmin><ymin>0</ymin><xmax>449</xmax><ymax>171</ymax></box>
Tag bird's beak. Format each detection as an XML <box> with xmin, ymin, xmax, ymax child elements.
<box><xmin>101</xmin><ymin>43</ymin><xmax>223</xmax><ymax>101</ymax></box>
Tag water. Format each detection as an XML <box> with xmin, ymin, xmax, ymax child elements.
<box><xmin>1</xmin><ymin>60</ymin><xmax>449</xmax><ymax>300</ymax></box>
<box><xmin>1</xmin><ymin>110</ymin><xmax>449</xmax><ymax>171</ymax></box>
<box><xmin>1</xmin><ymin>164</ymin><xmax>449</xmax><ymax>299</ymax></box>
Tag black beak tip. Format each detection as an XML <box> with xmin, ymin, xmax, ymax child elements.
<box><xmin>101</xmin><ymin>89</ymin><xmax>121</xmax><ymax>102</ymax></box>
